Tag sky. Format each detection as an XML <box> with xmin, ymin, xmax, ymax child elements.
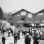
<box><xmin>0</xmin><ymin>0</ymin><xmax>44</xmax><ymax>13</ymax></box>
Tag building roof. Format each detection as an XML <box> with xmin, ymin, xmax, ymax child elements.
<box><xmin>12</xmin><ymin>9</ymin><xmax>44</xmax><ymax>16</ymax></box>
<box><xmin>35</xmin><ymin>9</ymin><xmax>44</xmax><ymax>14</ymax></box>
<box><xmin>12</xmin><ymin>9</ymin><xmax>34</xmax><ymax>16</ymax></box>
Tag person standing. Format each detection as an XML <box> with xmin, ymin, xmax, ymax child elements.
<box><xmin>2</xmin><ymin>34</ymin><xmax>6</xmax><ymax>44</ymax></box>
<box><xmin>17</xmin><ymin>28</ymin><xmax>20</xmax><ymax>40</ymax></box>
<box><xmin>25</xmin><ymin>33</ymin><xmax>31</xmax><ymax>44</ymax></box>
<box><xmin>8</xmin><ymin>30</ymin><xmax>11</xmax><ymax>37</ymax></box>
<box><xmin>11</xmin><ymin>29</ymin><xmax>13</xmax><ymax>35</ymax></box>
<box><xmin>14</xmin><ymin>30</ymin><xmax>17</xmax><ymax>43</ymax></box>
<box><xmin>33</xmin><ymin>34</ymin><xmax>40</xmax><ymax>44</ymax></box>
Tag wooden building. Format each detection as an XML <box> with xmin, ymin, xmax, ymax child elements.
<box><xmin>35</xmin><ymin>9</ymin><xmax>44</xmax><ymax>24</ymax></box>
<box><xmin>12</xmin><ymin>9</ymin><xmax>34</xmax><ymax>27</ymax></box>
<box><xmin>12</xmin><ymin>9</ymin><xmax>44</xmax><ymax>27</ymax></box>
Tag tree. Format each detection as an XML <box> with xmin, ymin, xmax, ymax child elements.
<box><xmin>0</xmin><ymin>7</ymin><xmax>3</xmax><ymax>19</ymax></box>
<box><xmin>3</xmin><ymin>12</ymin><xmax>8</xmax><ymax>20</ymax></box>
<box><xmin>7</xmin><ymin>12</ymin><xmax>13</xmax><ymax>20</ymax></box>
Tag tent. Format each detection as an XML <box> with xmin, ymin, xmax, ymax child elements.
<box><xmin>10</xmin><ymin>26</ymin><xmax>15</xmax><ymax>31</ymax></box>
<box><xmin>1</xmin><ymin>20</ymin><xmax>11</xmax><ymax>29</ymax></box>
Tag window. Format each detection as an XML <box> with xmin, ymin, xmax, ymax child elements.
<box><xmin>17</xmin><ymin>15</ymin><xmax>20</xmax><ymax>16</ymax></box>
<box><xmin>38</xmin><ymin>13</ymin><xmax>43</xmax><ymax>15</ymax></box>
<box><xmin>42</xmin><ymin>26</ymin><xmax>44</xmax><ymax>27</ymax></box>
<box><xmin>21</xmin><ymin>11</ymin><xmax>26</xmax><ymax>16</ymax></box>
<box><xmin>35</xmin><ymin>21</ymin><xmax>40</xmax><ymax>23</ymax></box>
<box><xmin>18</xmin><ymin>21</ymin><xmax>24</xmax><ymax>23</ymax></box>
<box><xmin>21</xmin><ymin>16</ymin><xmax>25</xmax><ymax>20</ymax></box>
<box><xmin>21</xmin><ymin>17</ymin><xmax>25</xmax><ymax>20</ymax></box>
<box><xmin>28</xmin><ymin>13</ymin><xmax>32</xmax><ymax>18</ymax></box>
<box><xmin>42</xmin><ymin>20</ymin><xmax>44</xmax><ymax>23</ymax></box>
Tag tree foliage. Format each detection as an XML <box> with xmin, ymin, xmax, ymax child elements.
<box><xmin>0</xmin><ymin>7</ymin><xmax>3</xmax><ymax>19</ymax></box>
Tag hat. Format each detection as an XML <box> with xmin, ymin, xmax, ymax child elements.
<box><xmin>26</xmin><ymin>33</ymin><xmax>29</xmax><ymax>35</ymax></box>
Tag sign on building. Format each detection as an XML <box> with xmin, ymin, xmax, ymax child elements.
<box><xmin>18</xmin><ymin>21</ymin><xmax>33</xmax><ymax>23</ymax></box>
<box><xmin>18</xmin><ymin>21</ymin><xmax>24</xmax><ymax>23</ymax></box>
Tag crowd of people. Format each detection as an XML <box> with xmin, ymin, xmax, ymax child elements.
<box><xmin>0</xmin><ymin>20</ymin><xmax>43</xmax><ymax>44</ymax></box>
<box><xmin>21</xmin><ymin>27</ymin><xmax>43</xmax><ymax>44</ymax></box>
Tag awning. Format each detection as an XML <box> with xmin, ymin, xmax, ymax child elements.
<box><xmin>40</xmin><ymin>24</ymin><xmax>44</xmax><ymax>26</ymax></box>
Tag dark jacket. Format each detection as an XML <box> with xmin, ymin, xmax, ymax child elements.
<box><xmin>25</xmin><ymin>35</ymin><xmax>31</xmax><ymax>44</ymax></box>
<box><xmin>2</xmin><ymin>36</ymin><xmax>6</xmax><ymax>42</ymax></box>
